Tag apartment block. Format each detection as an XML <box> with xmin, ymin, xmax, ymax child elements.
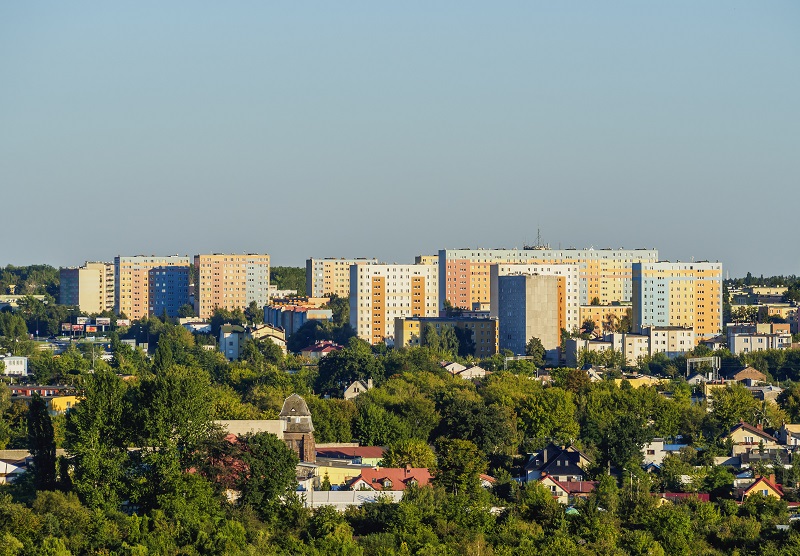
<box><xmin>490</xmin><ymin>263</ymin><xmax>580</xmax><ymax>333</ymax></box>
<box><xmin>59</xmin><ymin>262</ymin><xmax>114</xmax><ymax>313</ymax></box>
<box><xmin>394</xmin><ymin>316</ymin><xmax>499</xmax><ymax>358</ymax></box>
<box><xmin>645</xmin><ymin>326</ymin><xmax>696</xmax><ymax>357</ymax></box>
<box><xmin>350</xmin><ymin>264</ymin><xmax>438</xmax><ymax>344</ymax></box>
<box><xmin>496</xmin><ymin>274</ymin><xmax>561</xmax><ymax>363</ymax></box>
<box><xmin>148</xmin><ymin>266</ymin><xmax>190</xmax><ymax>318</ymax></box>
<box><xmin>728</xmin><ymin>332</ymin><xmax>792</xmax><ymax>356</ymax></box>
<box><xmin>114</xmin><ymin>256</ymin><xmax>192</xmax><ymax>319</ymax></box>
<box><xmin>194</xmin><ymin>254</ymin><xmax>271</xmax><ymax>320</ymax></box>
<box><xmin>632</xmin><ymin>261</ymin><xmax>723</xmax><ymax>341</ymax></box>
<box><xmin>439</xmin><ymin>247</ymin><xmax>658</xmax><ymax>311</ymax></box>
<box><xmin>306</xmin><ymin>258</ymin><xmax>379</xmax><ymax>298</ymax></box>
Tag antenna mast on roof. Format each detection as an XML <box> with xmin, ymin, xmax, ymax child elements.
<box><xmin>524</xmin><ymin>227</ymin><xmax>549</xmax><ymax>250</ymax></box>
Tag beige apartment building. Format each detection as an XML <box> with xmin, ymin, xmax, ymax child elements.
<box><xmin>60</xmin><ymin>261</ymin><xmax>115</xmax><ymax>314</ymax></box>
<box><xmin>350</xmin><ymin>264</ymin><xmax>438</xmax><ymax>345</ymax></box>
<box><xmin>632</xmin><ymin>262</ymin><xmax>723</xmax><ymax>341</ymax></box>
<box><xmin>306</xmin><ymin>258</ymin><xmax>379</xmax><ymax>298</ymax></box>
<box><xmin>489</xmin><ymin>263</ymin><xmax>580</xmax><ymax>333</ymax></box>
<box><xmin>439</xmin><ymin>247</ymin><xmax>658</xmax><ymax>311</ymax></box>
<box><xmin>114</xmin><ymin>255</ymin><xmax>192</xmax><ymax>319</ymax></box>
<box><xmin>194</xmin><ymin>254</ymin><xmax>271</xmax><ymax>319</ymax></box>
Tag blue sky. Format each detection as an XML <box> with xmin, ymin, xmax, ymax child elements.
<box><xmin>1</xmin><ymin>2</ymin><xmax>798</xmax><ymax>276</ymax></box>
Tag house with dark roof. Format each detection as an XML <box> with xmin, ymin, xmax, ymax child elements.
<box><xmin>726</xmin><ymin>422</ymin><xmax>779</xmax><ymax>456</ymax></box>
<box><xmin>523</xmin><ymin>443</ymin><xmax>592</xmax><ymax>483</ymax></box>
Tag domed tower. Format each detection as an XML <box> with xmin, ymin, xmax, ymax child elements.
<box><xmin>279</xmin><ymin>394</ymin><xmax>315</xmax><ymax>463</ymax></box>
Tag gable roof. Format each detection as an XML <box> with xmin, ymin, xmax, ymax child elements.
<box><xmin>730</xmin><ymin>366</ymin><xmax>767</xmax><ymax>382</ymax></box>
<box><xmin>539</xmin><ymin>474</ymin><xmax>598</xmax><ymax>495</ymax></box>
<box><xmin>744</xmin><ymin>476</ymin><xmax>783</xmax><ymax>497</ymax></box>
<box><xmin>525</xmin><ymin>443</ymin><xmax>592</xmax><ymax>474</ymax></box>
<box><xmin>729</xmin><ymin>421</ymin><xmax>775</xmax><ymax>442</ymax></box>
<box><xmin>349</xmin><ymin>466</ymin><xmax>432</xmax><ymax>491</ymax></box>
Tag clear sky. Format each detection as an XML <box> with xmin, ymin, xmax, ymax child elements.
<box><xmin>2</xmin><ymin>2</ymin><xmax>798</xmax><ymax>277</ymax></box>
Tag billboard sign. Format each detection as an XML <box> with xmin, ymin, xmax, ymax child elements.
<box><xmin>71</xmin><ymin>324</ymin><xmax>84</xmax><ymax>332</ymax></box>
<box><xmin>61</xmin><ymin>323</ymin><xmax>71</xmax><ymax>332</ymax></box>
<box><xmin>116</xmin><ymin>319</ymin><xmax>131</xmax><ymax>327</ymax></box>
<box><xmin>76</xmin><ymin>317</ymin><xmax>89</xmax><ymax>325</ymax></box>
<box><xmin>85</xmin><ymin>325</ymin><xmax>97</xmax><ymax>333</ymax></box>
<box><xmin>95</xmin><ymin>317</ymin><xmax>111</xmax><ymax>326</ymax></box>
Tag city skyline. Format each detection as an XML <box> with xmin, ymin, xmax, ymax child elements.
<box><xmin>2</xmin><ymin>2</ymin><xmax>798</xmax><ymax>277</ymax></box>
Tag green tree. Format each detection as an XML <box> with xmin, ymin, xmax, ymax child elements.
<box><xmin>271</xmin><ymin>266</ymin><xmax>306</xmax><ymax>295</ymax></box>
<box><xmin>64</xmin><ymin>369</ymin><xmax>130</xmax><ymax>509</ymax></box>
<box><xmin>434</xmin><ymin>438</ymin><xmax>486</xmax><ymax>497</ymax></box>
<box><xmin>177</xmin><ymin>304</ymin><xmax>195</xmax><ymax>318</ymax></box>
<box><xmin>711</xmin><ymin>382</ymin><xmax>761</xmax><ymax>431</ymax></box>
<box><xmin>315</xmin><ymin>338</ymin><xmax>384</xmax><ymax>396</ymax></box>
<box><xmin>524</xmin><ymin>337</ymin><xmax>546</xmax><ymax>367</ymax></box>
<box><xmin>325</xmin><ymin>294</ymin><xmax>350</xmax><ymax>326</ymax></box>
<box><xmin>517</xmin><ymin>387</ymin><xmax>579</xmax><ymax>445</ymax></box>
<box><xmin>237</xmin><ymin>431</ymin><xmax>300</xmax><ymax>519</ymax></box>
<box><xmin>0</xmin><ymin>313</ymin><xmax>32</xmax><ymax>355</ymax></box>
<box><xmin>27</xmin><ymin>394</ymin><xmax>57</xmax><ymax>490</ymax></box>
<box><xmin>244</xmin><ymin>301</ymin><xmax>263</xmax><ymax>325</ymax></box>
<box><xmin>380</xmin><ymin>438</ymin><xmax>436</xmax><ymax>469</ymax></box>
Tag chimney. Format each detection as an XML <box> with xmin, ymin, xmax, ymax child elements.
<box><xmin>757</xmin><ymin>423</ymin><xmax>763</xmax><ymax>430</ymax></box>
<box><xmin>768</xmin><ymin>474</ymin><xmax>776</xmax><ymax>484</ymax></box>
<box><xmin>367</xmin><ymin>378</ymin><xmax>373</xmax><ymax>390</ymax></box>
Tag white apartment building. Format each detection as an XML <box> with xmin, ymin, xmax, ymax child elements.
<box><xmin>646</xmin><ymin>326</ymin><xmax>696</xmax><ymax>358</ymax></box>
<box><xmin>350</xmin><ymin>264</ymin><xmax>438</xmax><ymax>345</ymax></box>
<box><xmin>728</xmin><ymin>332</ymin><xmax>792</xmax><ymax>356</ymax></box>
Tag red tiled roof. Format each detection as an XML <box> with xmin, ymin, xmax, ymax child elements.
<box><xmin>351</xmin><ymin>467</ymin><xmax>432</xmax><ymax>491</ymax></box>
<box><xmin>540</xmin><ymin>474</ymin><xmax>598</xmax><ymax>495</ymax></box>
<box><xmin>317</xmin><ymin>446</ymin><xmax>386</xmax><ymax>460</ymax></box>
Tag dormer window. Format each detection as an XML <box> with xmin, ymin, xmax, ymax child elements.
<box><xmin>383</xmin><ymin>479</ymin><xmax>393</xmax><ymax>489</ymax></box>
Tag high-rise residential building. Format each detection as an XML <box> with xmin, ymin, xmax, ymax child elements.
<box><xmin>194</xmin><ymin>254</ymin><xmax>271</xmax><ymax>320</ymax></box>
<box><xmin>438</xmin><ymin>247</ymin><xmax>659</xmax><ymax>310</ymax></box>
<box><xmin>496</xmin><ymin>274</ymin><xmax>561</xmax><ymax>363</ymax></box>
<box><xmin>632</xmin><ymin>261</ymin><xmax>723</xmax><ymax>341</ymax></box>
<box><xmin>489</xmin><ymin>263</ymin><xmax>580</xmax><ymax>333</ymax></box>
<box><xmin>149</xmin><ymin>266</ymin><xmax>190</xmax><ymax>318</ymax></box>
<box><xmin>306</xmin><ymin>258</ymin><xmax>379</xmax><ymax>298</ymax></box>
<box><xmin>394</xmin><ymin>316</ymin><xmax>499</xmax><ymax>358</ymax></box>
<box><xmin>59</xmin><ymin>262</ymin><xmax>115</xmax><ymax>313</ymax></box>
<box><xmin>114</xmin><ymin>255</ymin><xmax>192</xmax><ymax>319</ymax></box>
<box><xmin>350</xmin><ymin>264</ymin><xmax>438</xmax><ymax>345</ymax></box>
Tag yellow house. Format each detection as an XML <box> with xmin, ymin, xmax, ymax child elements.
<box><xmin>726</xmin><ymin>422</ymin><xmax>779</xmax><ymax>456</ymax></box>
<box><xmin>313</xmin><ymin>463</ymin><xmax>371</xmax><ymax>488</ymax></box>
<box><xmin>48</xmin><ymin>396</ymin><xmax>79</xmax><ymax>414</ymax></box>
<box><xmin>741</xmin><ymin>476</ymin><xmax>783</xmax><ymax>499</ymax></box>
